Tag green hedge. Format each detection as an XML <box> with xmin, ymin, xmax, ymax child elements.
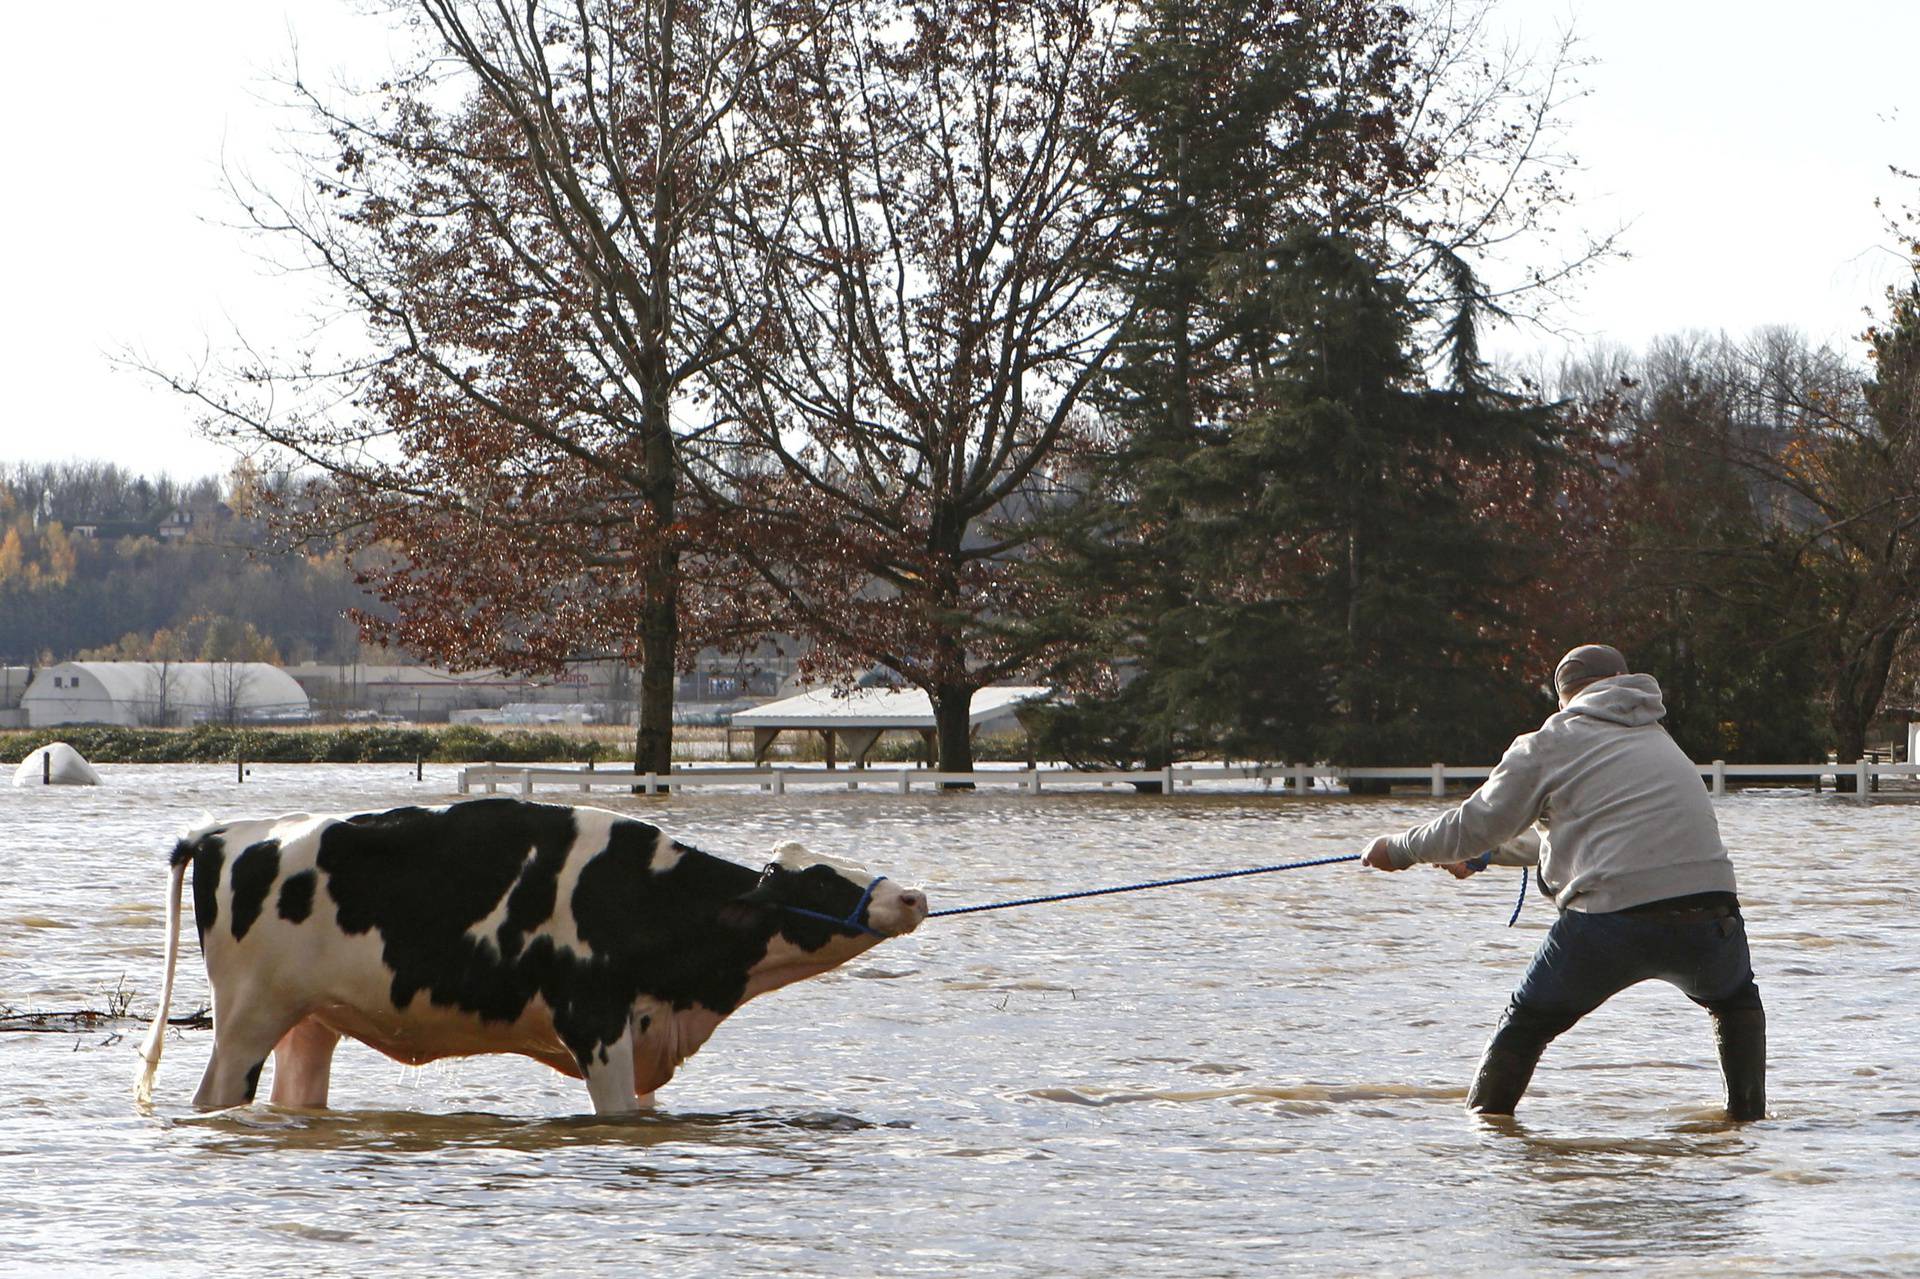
<box><xmin>0</xmin><ymin>725</ymin><xmax>608</xmax><ymax>766</ymax></box>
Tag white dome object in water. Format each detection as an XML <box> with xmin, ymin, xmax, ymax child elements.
<box><xmin>13</xmin><ymin>742</ymin><xmax>103</xmax><ymax>787</ymax></box>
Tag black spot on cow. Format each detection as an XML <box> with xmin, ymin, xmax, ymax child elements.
<box><xmin>229</xmin><ymin>840</ymin><xmax>282</xmax><ymax>942</ymax></box>
<box><xmin>314</xmin><ymin>801</ymin><xmax>648</xmax><ymax>1065</ymax></box>
<box><xmin>278</xmin><ymin>870</ymin><xmax>317</xmax><ymax>924</ymax></box>
<box><xmin>180</xmin><ymin>836</ymin><xmax>226</xmax><ymax>945</ymax></box>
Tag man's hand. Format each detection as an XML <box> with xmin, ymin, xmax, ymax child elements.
<box><xmin>1438</xmin><ymin>852</ymin><xmax>1492</xmax><ymax>880</ymax></box>
<box><xmin>1361</xmin><ymin>836</ymin><xmax>1402</xmax><ymax>871</ymax></box>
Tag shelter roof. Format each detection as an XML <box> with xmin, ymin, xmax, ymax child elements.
<box><xmin>728</xmin><ymin>685</ymin><xmax>1048</xmax><ymax>730</ymax></box>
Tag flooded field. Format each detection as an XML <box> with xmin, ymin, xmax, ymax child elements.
<box><xmin>2</xmin><ymin>765</ymin><xmax>1915</xmax><ymax>1276</ymax></box>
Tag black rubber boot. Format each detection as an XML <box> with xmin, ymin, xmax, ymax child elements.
<box><xmin>1713</xmin><ymin>1006</ymin><xmax>1767</xmax><ymax>1121</ymax></box>
<box><xmin>1467</xmin><ymin>1040</ymin><xmax>1544</xmax><ymax>1115</ymax></box>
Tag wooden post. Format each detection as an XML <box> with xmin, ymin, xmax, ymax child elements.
<box><xmin>416</xmin><ymin>754</ymin><xmax>424</xmax><ymax>783</ymax></box>
<box><xmin>1161</xmin><ymin>764</ymin><xmax>1174</xmax><ymax>795</ymax></box>
<box><xmin>1027</xmin><ymin>767</ymin><xmax>1042</xmax><ymax>795</ymax></box>
<box><xmin>519</xmin><ymin>769</ymin><xmax>533</xmax><ymax>797</ymax></box>
<box><xmin>1430</xmin><ymin>762</ymin><xmax>1445</xmax><ymax>798</ymax></box>
<box><xmin>898</xmin><ymin>769</ymin><xmax>911</xmax><ymax>794</ymax></box>
<box><xmin>771</xmin><ymin>769</ymin><xmax>785</xmax><ymax>796</ymax></box>
<box><xmin>644</xmin><ymin>772</ymin><xmax>659</xmax><ymax>796</ymax></box>
<box><xmin>1712</xmin><ymin>760</ymin><xmax>1725</xmax><ymax>797</ymax></box>
<box><xmin>1855</xmin><ymin>757</ymin><xmax>1870</xmax><ymax>803</ymax></box>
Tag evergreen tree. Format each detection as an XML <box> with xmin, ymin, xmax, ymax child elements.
<box><xmin>1025</xmin><ymin>0</ymin><xmax>1412</xmax><ymax>770</ymax></box>
<box><xmin>1026</xmin><ymin>0</ymin><xmax>1557</xmax><ymax>770</ymax></box>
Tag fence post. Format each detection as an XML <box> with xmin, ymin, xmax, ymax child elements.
<box><xmin>1855</xmin><ymin>758</ymin><xmax>1870</xmax><ymax>804</ymax></box>
<box><xmin>44</xmin><ymin>751</ymin><xmax>52</xmax><ymax>785</ymax></box>
<box><xmin>456</xmin><ymin>768</ymin><xmax>470</xmax><ymax>796</ymax></box>
<box><xmin>644</xmin><ymin>772</ymin><xmax>658</xmax><ymax>796</ymax></box>
<box><xmin>1161</xmin><ymin>764</ymin><xmax>1175</xmax><ymax>795</ymax></box>
<box><xmin>1712</xmin><ymin>760</ymin><xmax>1726</xmax><ymax>797</ymax></box>
<box><xmin>898</xmin><ymin>769</ymin><xmax>911</xmax><ymax>794</ymax></box>
<box><xmin>1430</xmin><ymin>762</ymin><xmax>1445</xmax><ymax>798</ymax></box>
<box><xmin>519</xmin><ymin>770</ymin><xmax>533</xmax><ymax>798</ymax></box>
<box><xmin>1027</xmin><ymin>767</ymin><xmax>1042</xmax><ymax>795</ymax></box>
<box><xmin>1293</xmin><ymin>763</ymin><xmax>1311</xmax><ymax>795</ymax></box>
<box><xmin>771</xmin><ymin>769</ymin><xmax>785</xmax><ymax>796</ymax></box>
<box><xmin>580</xmin><ymin>758</ymin><xmax>592</xmax><ymax>793</ymax></box>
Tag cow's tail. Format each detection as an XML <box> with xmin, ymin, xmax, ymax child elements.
<box><xmin>134</xmin><ymin>838</ymin><xmax>198</xmax><ymax>1105</ymax></box>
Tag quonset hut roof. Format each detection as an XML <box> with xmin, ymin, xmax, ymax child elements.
<box><xmin>25</xmin><ymin>661</ymin><xmax>311</xmax><ymax>724</ymax></box>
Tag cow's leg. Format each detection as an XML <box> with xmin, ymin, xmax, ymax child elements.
<box><xmin>194</xmin><ymin>996</ymin><xmax>302</xmax><ymax>1109</ymax></box>
<box><xmin>269</xmin><ymin>1017</ymin><xmax>342</xmax><ymax>1109</ymax></box>
<box><xmin>578</xmin><ymin>1027</ymin><xmax>639</xmax><ymax>1116</ymax></box>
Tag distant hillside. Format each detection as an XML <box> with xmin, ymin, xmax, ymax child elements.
<box><xmin>0</xmin><ymin>461</ymin><xmax>383</xmax><ymax>664</ymax></box>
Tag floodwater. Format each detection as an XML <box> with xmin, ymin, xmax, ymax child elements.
<box><xmin>2</xmin><ymin>765</ymin><xmax>1915</xmax><ymax>1277</ymax></box>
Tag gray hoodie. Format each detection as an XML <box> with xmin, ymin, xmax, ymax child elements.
<box><xmin>1384</xmin><ymin>673</ymin><xmax>1737</xmax><ymax>913</ymax></box>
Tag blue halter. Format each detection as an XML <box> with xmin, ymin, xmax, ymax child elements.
<box><xmin>778</xmin><ymin>876</ymin><xmax>888</xmax><ymax>938</ymax></box>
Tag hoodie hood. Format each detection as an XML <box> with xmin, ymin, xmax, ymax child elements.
<box><xmin>1563</xmin><ymin>672</ymin><xmax>1666</xmax><ymax>727</ymax></box>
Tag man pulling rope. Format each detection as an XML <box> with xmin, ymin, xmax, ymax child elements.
<box><xmin>1360</xmin><ymin>644</ymin><xmax>1768</xmax><ymax>1122</ymax></box>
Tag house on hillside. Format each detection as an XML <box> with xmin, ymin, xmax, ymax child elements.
<box><xmin>23</xmin><ymin>661</ymin><xmax>311</xmax><ymax>728</ymax></box>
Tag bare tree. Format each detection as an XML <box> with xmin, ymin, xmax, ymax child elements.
<box><xmin>146</xmin><ymin>0</ymin><xmax>836</xmax><ymax>772</ymax></box>
<box><xmin>704</xmin><ymin>0</ymin><xmax>1131</xmax><ymax>770</ymax></box>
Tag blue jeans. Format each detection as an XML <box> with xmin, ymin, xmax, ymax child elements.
<box><xmin>1508</xmin><ymin>904</ymin><xmax>1761</xmax><ymax>1028</ymax></box>
<box><xmin>1471</xmin><ymin>903</ymin><xmax>1765</xmax><ymax>1115</ymax></box>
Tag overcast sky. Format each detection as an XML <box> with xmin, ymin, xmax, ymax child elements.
<box><xmin>2</xmin><ymin>0</ymin><xmax>1915</xmax><ymax>481</ymax></box>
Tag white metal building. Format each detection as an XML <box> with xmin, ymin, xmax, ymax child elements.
<box><xmin>23</xmin><ymin>662</ymin><xmax>312</xmax><ymax>728</ymax></box>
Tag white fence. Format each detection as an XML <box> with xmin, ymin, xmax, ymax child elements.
<box><xmin>456</xmin><ymin>759</ymin><xmax>1920</xmax><ymax>802</ymax></box>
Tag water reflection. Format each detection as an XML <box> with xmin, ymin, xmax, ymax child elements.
<box><xmin>171</xmin><ymin>1102</ymin><xmax>895</xmax><ymax>1157</ymax></box>
<box><xmin>1480</xmin><ymin>1116</ymin><xmax>1761</xmax><ymax>1264</ymax></box>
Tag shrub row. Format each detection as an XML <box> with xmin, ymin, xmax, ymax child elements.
<box><xmin>0</xmin><ymin>725</ymin><xmax>608</xmax><ymax>766</ymax></box>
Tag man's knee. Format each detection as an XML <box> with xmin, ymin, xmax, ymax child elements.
<box><xmin>1696</xmin><ymin>977</ymin><xmax>1763</xmax><ymax>1017</ymax></box>
<box><xmin>1491</xmin><ymin>999</ymin><xmax>1585</xmax><ymax>1054</ymax></box>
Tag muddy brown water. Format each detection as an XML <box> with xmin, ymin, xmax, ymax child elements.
<box><xmin>2</xmin><ymin>765</ymin><xmax>1915</xmax><ymax>1276</ymax></box>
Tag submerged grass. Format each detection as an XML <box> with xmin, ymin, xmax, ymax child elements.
<box><xmin>0</xmin><ymin>724</ymin><xmax>608</xmax><ymax>766</ymax></box>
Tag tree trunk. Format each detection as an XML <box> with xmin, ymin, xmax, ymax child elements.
<box><xmin>632</xmin><ymin>364</ymin><xmax>680</xmax><ymax>777</ymax></box>
<box><xmin>633</xmin><ymin>565</ymin><xmax>679</xmax><ymax>777</ymax></box>
<box><xmin>933</xmin><ymin>682</ymin><xmax>978</xmax><ymax>777</ymax></box>
<box><xmin>1828</xmin><ymin>624</ymin><xmax>1904</xmax><ymax>790</ymax></box>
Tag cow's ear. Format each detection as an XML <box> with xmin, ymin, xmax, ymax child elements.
<box><xmin>718</xmin><ymin>867</ymin><xmax>785</xmax><ymax>929</ymax></box>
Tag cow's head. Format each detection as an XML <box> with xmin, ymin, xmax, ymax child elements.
<box><xmin>729</xmin><ymin>841</ymin><xmax>928</xmax><ymax>948</ymax></box>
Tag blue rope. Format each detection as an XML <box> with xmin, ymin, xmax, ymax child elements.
<box><xmin>928</xmin><ymin>851</ymin><xmax>1530</xmax><ymax>924</ymax></box>
<box><xmin>1465</xmin><ymin>851</ymin><xmax>1530</xmax><ymax>927</ymax></box>
<box><xmin>926</xmin><ymin>853</ymin><xmax>1362</xmax><ymax>918</ymax></box>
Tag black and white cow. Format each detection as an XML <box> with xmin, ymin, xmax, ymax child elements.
<box><xmin>134</xmin><ymin>798</ymin><xmax>927</xmax><ymax>1114</ymax></box>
